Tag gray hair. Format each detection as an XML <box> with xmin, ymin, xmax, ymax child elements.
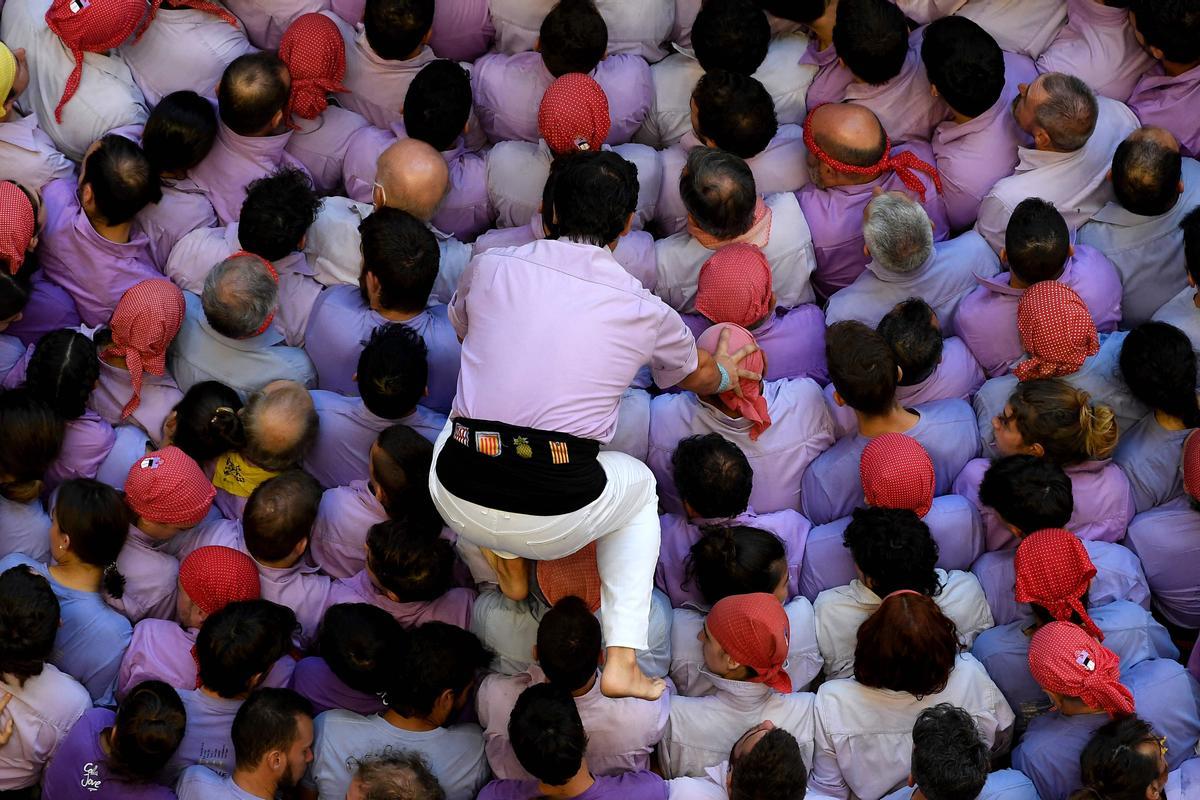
<box><xmin>353</xmin><ymin>750</ymin><xmax>446</xmax><ymax>800</ymax></box>
<box><xmin>201</xmin><ymin>254</ymin><xmax>278</xmax><ymax>339</ymax></box>
<box><xmin>1035</xmin><ymin>73</ymin><xmax>1098</xmax><ymax>152</ymax></box>
<box><xmin>241</xmin><ymin>381</ymin><xmax>318</xmax><ymax>472</ymax></box>
<box><xmin>680</xmin><ymin>147</ymin><xmax>757</xmax><ymax>240</ymax></box>
<box><xmin>862</xmin><ymin>193</ymin><xmax>934</xmax><ymax>274</ymax></box>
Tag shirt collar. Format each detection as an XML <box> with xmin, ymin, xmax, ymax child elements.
<box><xmin>1089</xmin><ymin>201</ymin><xmax>1162</xmax><ymax>227</ymax></box>
<box><xmin>704</xmin><ymin>669</ymin><xmax>775</xmax><ymax>707</ymax></box>
<box><xmin>865</xmin><ymin>248</ymin><xmax>937</xmax><ymax>284</ymax></box>
<box><xmin>198</xmin><ymin>313</ymin><xmax>286</xmax><ymax>351</ymax></box>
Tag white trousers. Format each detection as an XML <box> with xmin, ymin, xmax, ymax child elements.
<box><xmin>429</xmin><ymin>421</ymin><xmax>660</xmax><ymax>650</ymax></box>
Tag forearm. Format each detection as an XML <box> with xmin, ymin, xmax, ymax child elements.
<box><xmin>676</xmin><ymin>349</ymin><xmax>721</xmax><ymax>395</ymax></box>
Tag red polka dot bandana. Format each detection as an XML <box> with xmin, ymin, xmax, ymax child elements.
<box><xmin>45</xmin><ymin>0</ymin><xmax>148</xmax><ymax>123</ymax></box>
<box><xmin>695</xmin><ymin>243</ymin><xmax>773</xmax><ymax>328</ymax></box>
<box><xmin>538</xmin><ymin>73</ymin><xmax>611</xmax><ymax>156</ymax></box>
<box><xmin>279</xmin><ymin>13</ymin><xmax>349</xmax><ymax>122</ymax></box>
<box><xmin>859</xmin><ymin>433</ymin><xmax>935</xmax><ymax>518</ymax></box>
<box><xmin>125</xmin><ymin>446</ymin><xmax>216</xmax><ymax>526</ymax></box>
<box><xmin>696</xmin><ymin>323</ymin><xmax>770</xmax><ymax>441</ymax></box>
<box><xmin>1015</xmin><ymin>528</ymin><xmax>1102</xmax><ymax>640</ymax></box>
<box><xmin>102</xmin><ymin>279</ymin><xmax>185</xmax><ymax>419</ymax></box>
<box><xmin>1014</xmin><ymin>281</ymin><xmax>1098</xmax><ymax>381</ymax></box>
<box><xmin>1029</xmin><ymin>621</ymin><xmax>1134</xmax><ymax>717</ymax></box>
<box><xmin>141</xmin><ymin>0</ymin><xmax>238</xmax><ymax>39</ymax></box>
<box><xmin>706</xmin><ymin>592</ymin><xmax>792</xmax><ymax>694</ymax></box>
<box><xmin>537</xmin><ymin>541</ymin><xmax>601</xmax><ymax>612</ymax></box>
<box><xmin>0</xmin><ymin>182</ymin><xmax>34</xmax><ymax>274</ymax></box>
<box><xmin>1183</xmin><ymin>430</ymin><xmax>1200</xmax><ymax>501</ymax></box>
<box><xmin>180</xmin><ymin>545</ymin><xmax>260</xmax><ymax>616</ymax></box>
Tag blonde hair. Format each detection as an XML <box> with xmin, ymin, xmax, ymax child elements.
<box><xmin>1009</xmin><ymin>379</ymin><xmax>1118</xmax><ymax>465</ymax></box>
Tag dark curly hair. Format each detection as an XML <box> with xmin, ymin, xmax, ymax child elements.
<box><xmin>671</xmin><ymin>433</ymin><xmax>753</xmax><ymax>518</ymax></box>
<box><xmin>729</xmin><ymin>727</ymin><xmax>807</xmax><ymax>800</ymax></box>
<box><xmin>0</xmin><ymin>566</ymin><xmax>60</xmax><ymax>685</ymax></box>
<box><xmin>843</xmin><ymin>506</ymin><xmax>942</xmax><ymax>598</ymax></box>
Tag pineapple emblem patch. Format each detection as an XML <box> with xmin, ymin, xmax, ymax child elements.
<box><xmin>513</xmin><ymin>437</ymin><xmax>533</xmax><ymax>459</ymax></box>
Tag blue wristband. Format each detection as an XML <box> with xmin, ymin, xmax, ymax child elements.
<box><xmin>716</xmin><ymin>363</ymin><xmax>732</xmax><ymax>393</ymax></box>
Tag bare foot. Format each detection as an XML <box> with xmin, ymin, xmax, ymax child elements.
<box><xmin>600</xmin><ymin>646</ymin><xmax>665</xmax><ymax>700</ymax></box>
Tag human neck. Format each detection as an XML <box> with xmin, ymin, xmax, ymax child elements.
<box><xmin>254</xmin><ymin>552</ymin><xmax>300</xmax><ymax>570</ymax></box>
<box><xmin>199</xmin><ymin>685</ymin><xmax>248</xmax><ymax>702</ymax></box>
<box><xmin>856</xmin><ymin>403</ymin><xmax>919</xmax><ymax>437</ymax></box>
<box><xmin>1163</xmin><ymin>57</ymin><xmax>1200</xmax><ymax>78</ymax></box>
<box><xmin>949</xmin><ymin>108</ymin><xmax>973</xmax><ymax>125</ymax></box>
<box><xmin>89</xmin><ymin>213</ymin><xmax>133</xmax><ymax>245</ymax></box>
<box><xmin>538</xmin><ymin>764</ymin><xmax>596</xmax><ymax>799</ymax></box>
<box><xmin>1154</xmin><ymin>409</ymin><xmax>1188</xmax><ymax>431</ymax></box>
<box><xmin>232</xmin><ymin>766</ymin><xmax>279</xmax><ymax>800</ymax></box>
<box><xmin>808</xmin><ymin>1</ymin><xmax>837</xmax><ymax>50</ymax></box>
<box><xmin>49</xmin><ymin>559</ymin><xmax>103</xmax><ymax>593</ymax></box>
<box><xmin>383</xmin><ymin>708</ymin><xmax>441</xmax><ymax>732</ymax></box>
<box><xmin>572</xmin><ymin>671</ymin><xmax>598</xmax><ymax>698</ymax></box>
<box><xmin>370</xmin><ymin>298</ymin><xmax>423</xmax><ymax>322</ymax></box>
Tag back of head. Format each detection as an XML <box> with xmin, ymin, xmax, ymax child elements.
<box><xmin>910</xmin><ymin>704</ymin><xmax>989</xmax><ymax>800</ymax></box>
<box><xmin>854</xmin><ymin>592</ymin><xmax>959</xmax><ymax>697</ymax></box>
<box><xmin>729</xmin><ymin>727</ymin><xmax>807</xmax><ymax>800</ymax></box>
<box><xmin>218</xmin><ymin>53</ymin><xmax>290</xmax><ymax>136</ymax></box>
<box><xmin>81</xmin><ymin>135</ymin><xmax>162</xmax><ymax>225</ymax></box>
<box><xmin>404</xmin><ymin>60</ymin><xmax>473</xmax><ymax>151</ymax></box>
<box><xmin>201</xmin><ymin>254</ymin><xmax>279</xmax><ymax>339</ymax></box>
<box><xmin>26</xmin><ymin>328</ymin><xmax>98</xmax><ymax>420</ymax></box>
<box><xmin>919</xmin><ymin>16</ymin><xmax>1004</xmax><ymax>118</ymax></box>
<box><xmin>754</xmin><ymin>0</ymin><xmax>828</xmax><ymax>23</ymax></box>
<box><xmin>671</xmin><ymin>433</ymin><xmax>753</xmax><ymax>518</ymax></box>
<box><xmin>110</xmin><ymin>681</ymin><xmax>187</xmax><ymax>781</ymax></box>
<box><xmin>353</xmin><ymin>751</ymin><xmax>447</xmax><ymax>800</ymax></box>
<box><xmin>239</xmin><ymin>167</ymin><xmax>320</xmax><ymax>262</ymax></box>
<box><xmin>692</xmin><ymin>71</ymin><xmax>777</xmax><ymax>159</ymax></box>
<box><xmin>1035</xmin><ymin>73</ymin><xmax>1098</xmax><ymax>152</ymax></box>
<box><xmin>231</xmin><ymin>688</ymin><xmax>313</xmax><ymax>770</ymax></box>
<box><xmin>1004</xmin><ymin>198</ymin><xmax>1070</xmax><ymax>283</ymax></box>
<box><xmin>1130</xmin><ymin>0</ymin><xmax>1200</xmax><ymax>65</ymax></box>
<box><xmin>360</xmin><ymin>207</ymin><xmax>440</xmax><ymax>313</ymax></box>
<box><xmin>843</xmin><ymin>506</ymin><xmax>940</xmax><ymax>597</ymax></box>
<box><xmin>686</xmin><ymin>525</ymin><xmax>787</xmax><ymax>605</ymax></box>
<box><xmin>545</xmin><ymin>150</ymin><xmax>638</xmax><ymax>247</ymax></box>
<box><xmin>1185</xmin><ymin>206</ymin><xmax>1200</xmax><ymax>286</ymax></box>
<box><xmin>364</xmin><ymin>0</ymin><xmax>434</xmax><ymax>61</ymax></box>
<box><xmin>319</xmin><ymin>603</ymin><xmax>405</xmax><ymax>695</ymax></box>
<box><xmin>1112</xmin><ymin>130</ymin><xmax>1183</xmax><ymax>217</ymax></box>
<box><xmin>244</xmin><ymin>470</ymin><xmax>322</xmax><ymax>563</ymax></box>
<box><xmin>1074</xmin><ymin>716</ymin><xmax>1165</xmax><ymax>800</ymax></box>
<box><xmin>0</xmin><ymin>566</ymin><xmax>59</xmax><ymax>685</ymax></box>
<box><xmin>196</xmin><ymin>599</ymin><xmax>297</xmax><ymax>697</ymax></box>
<box><xmin>357</xmin><ymin>324</ymin><xmax>429</xmax><ymax>419</ymax></box>
<box><xmin>863</xmin><ymin>193</ymin><xmax>934</xmax><ymax>275</ymax></box>
<box><xmin>692</xmin><ymin>0</ymin><xmax>770</xmax><ymax>75</ymax></box>
<box><xmin>384</xmin><ymin>622</ymin><xmax>493</xmax><ymax>718</ymax></box>
<box><xmin>142</xmin><ymin>91</ymin><xmax>218</xmax><ymax>176</ymax></box>
<box><xmin>536</xmin><ymin>595</ymin><xmax>601</xmax><ymax>690</ymax></box>
<box><xmin>832</xmin><ymin>0</ymin><xmax>908</xmax><ymax>85</ymax></box>
<box><xmin>375</xmin><ymin>138</ymin><xmax>450</xmax><ymax>222</ymax></box>
<box><xmin>1009</xmin><ymin>378</ymin><xmax>1118</xmax><ymax>464</ymax></box>
<box><xmin>1120</xmin><ymin>321</ymin><xmax>1200</xmax><ymax>427</ymax></box>
<box><xmin>979</xmin><ymin>455</ymin><xmax>1074</xmax><ymax>534</ymax></box>
<box><xmin>240</xmin><ymin>380</ymin><xmax>318</xmax><ymax>471</ymax></box>
<box><xmin>539</xmin><ymin>0</ymin><xmax>607</xmax><ymax>77</ymax></box>
<box><xmin>508</xmin><ymin>683</ymin><xmax>586</xmax><ymax>786</ymax></box>
<box><xmin>54</xmin><ymin>478</ymin><xmax>130</xmax><ymax>598</ymax></box>
<box><xmin>877</xmin><ymin>299</ymin><xmax>942</xmax><ymax>387</ymax></box>
<box><xmin>372</xmin><ymin>424</ymin><xmax>436</xmax><ymax>518</ymax></box>
<box><xmin>680</xmin><ymin>147</ymin><xmax>757</xmax><ymax>240</ymax></box>
<box><xmin>169</xmin><ymin>381</ymin><xmax>245</xmax><ymax>463</ymax></box>
<box><xmin>0</xmin><ymin>388</ymin><xmax>64</xmax><ymax>503</ymax></box>
<box><xmin>366</xmin><ymin>514</ymin><xmax>453</xmax><ymax>601</ymax></box>
<box><xmin>825</xmin><ymin>321</ymin><xmax>898</xmax><ymax>415</ymax></box>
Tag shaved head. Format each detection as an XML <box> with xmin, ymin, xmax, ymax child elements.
<box><xmin>374</xmin><ymin>138</ymin><xmax>449</xmax><ymax>222</ymax></box>
<box><xmin>808</xmin><ymin>103</ymin><xmax>887</xmax><ymax>168</ymax></box>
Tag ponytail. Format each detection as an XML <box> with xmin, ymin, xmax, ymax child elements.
<box><xmin>1079</xmin><ymin>400</ymin><xmax>1118</xmax><ymax>461</ymax></box>
<box><xmin>102</xmin><ymin>562</ymin><xmax>126</xmax><ymax>599</ymax></box>
<box><xmin>170</xmin><ymin>382</ymin><xmax>245</xmax><ymax>463</ymax></box>
<box><xmin>685</xmin><ymin>525</ymin><xmax>786</xmax><ymax>606</ymax></box>
<box><xmin>1009</xmin><ymin>379</ymin><xmax>1116</xmax><ymax>466</ymax></box>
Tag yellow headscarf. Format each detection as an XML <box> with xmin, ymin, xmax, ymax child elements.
<box><xmin>0</xmin><ymin>45</ymin><xmax>16</xmax><ymax>122</ymax></box>
<box><xmin>211</xmin><ymin>451</ymin><xmax>280</xmax><ymax>498</ymax></box>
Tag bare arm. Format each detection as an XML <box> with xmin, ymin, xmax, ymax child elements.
<box><xmin>676</xmin><ymin>328</ymin><xmax>761</xmax><ymax>396</ymax></box>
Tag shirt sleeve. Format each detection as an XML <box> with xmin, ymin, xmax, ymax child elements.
<box><xmin>649</xmin><ymin>308</ymin><xmax>699</xmax><ymax>389</ymax></box>
<box><xmin>449</xmin><ymin>255</ymin><xmax>481</xmax><ymax>340</ymax></box>
<box><xmin>973</xmin><ymin>194</ymin><xmax>1012</xmax><ymax>255</ymax></box>
<box><xmin>808</xmin><ymin>702</ymin><xmax>851</xmax><ymax>800</ymax></box>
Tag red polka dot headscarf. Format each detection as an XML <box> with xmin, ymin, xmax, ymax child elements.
<box><xmin>125</xmin><ymin>446</ymin><xmax>216</xmax><ymax>527</ymax></box>
<box><xmin>1183</xmin><ymin>429</ymin><xmax>1200</xmax><ymax>501</ymax></box>
<box><xmin>695</xmin><ymin>243</ymin><xmax>773</xmax><ymax>329</ymax></box>
<box><xmin>1015</xmin><ymin>528</ymin><xmax>1102</xmax><ymax>640</ymax></box>
<box><xmin>0</xmin><ymin>182</ymin><xmax>34</xmax><ymax>275</ymax></box>
<box><xmin>538</xmin><ymin>73</ymin><xmax>611</xmax><ymax>156</ymax></box>
<box><xmin>696</xmin><ymin>323</ymin><xmax>770</xmax><ymax>441</ymax></box>
<box><xmin>706</xmin><ymin>592</ymin><xmax>792</xmax><ymax>693</ymax></box>
<box><xmin>103</xmin><ymin>279</ymin><xmax>186</xmax><ymax>419</ymax></box>
<box><xmin>141</xmin><ymin>0</ymin><xmax>238</xmax><ymax>37</ymax></box>
<box><xmin>1015</xmin><ymin>281</ymin><xmax>1099</xmax><ymax>381</ymax></box>
<box><xmin>536</xmin><ymin>541</ymin><xmax>601</xmax><ymax>612</ymax></box>
<box><xmin>859</xmin><ymin>433</ymin><xmax>935</xmax><ymax>518</ymax></box>
<box><xmin>1029</xmin><ymin>621</ymin><xmax>1135</xmax><ymax>717</ymax></box>
<box><xmin>278</xmin><ymin>13</ymin><xmax>349</xmax><ymax>122</ymax></box>
<box><xmin>45</xmin><ymin>0</ymin><xmax>148</xmax><ymax>123</ymax></box>
<box><xmin>179</xmin><ymin>545</ymin><xmax>261</xmax><ymax>616</ymax></box>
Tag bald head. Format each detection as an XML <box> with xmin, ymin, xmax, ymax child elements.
<box><xmin>1112</xmin><ymin>127</ymin><xmax>1183</xmax><ymax>216</ymax></box>
<box><xmin>242</xmin><ymin>380</ymin><xmax>318</xmax><ymax>472</ymax></box>
<box><xmin>805</xmin><ymin>103</ymin><xmax>886</xmax><ymax>188</ymax></box>
<box><xmin>374</xmin><ymin>138</ymin><xmax>449</xmax><ymax>222</ymax></box>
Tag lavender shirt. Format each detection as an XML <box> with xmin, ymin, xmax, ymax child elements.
<box><xmin>480</xmin><ymin>772</ymin><xmax>668</xmax><ymax>800</ymax></box>
<box><xmin>487</xmin><ymin>0</ymin><xmax>673</xmax><ymax>62</ymax></box>
<box><xmin>682</xmin><ymin>306</ymin><xmax>828</xmax><ymax>385</ymax></box>
<box><xmin>91</xmin><ymin>359</ymin><xmax>182</xmax><ymax>448</ymax></box>
<box><xmin>286</xmin><ymin>105</ymin><xmax>371</xmax><ymax>196</ymax></box>
<box><xmin>310</xmin><ymin>481</ymin><xmax>386</xmax><ymax>579</ymax></box>
<box><xmin>1129</xmin><ymin>62</ymin><xmax>1200</xmax><ymax>159</ymax></box>
<box><xmin>3</xmin><ymin>275</ymin><xmax>81</xmax><ymax>348</ymax></box>
<box><xmin>797</xmin><ymin>141</ymin><xmax>950</xmax><ymax>298</ymax></box>
<box><xmin>1036</xmin><ymin>0</ymin><xmax>1155</xmax><ymax>103</ymax></box>
<box><xmin>648</xmin><ymin>378</ymin><xmax>835</xmax><ymax>515</ymax></box>
<box><xmin>47</xmin><ymin>411</ymin><xmax>117</xmax><ymax>491</ymax></box>
<box><xmin>1114</xmin><ymin>415</ymin><xmax>1188</xmax><ymax>514</ymax></box>
<box><xmin>162</xmin><ymin>689</ymin><xmax>242</xmax><ymax>784</ymax></box>
<box><xmin>334</xmin><ymin>18</ymin><xmax>437</xmax><ymax>129</ymax></box>
<box><xmin>1126</xmin><ymin>497</ymin><xmax>1200</xmax><ymax>629</ymax></box>
<box><xmin>801</xmin><ymin>41</ymin><xmax>854</xmax><ymax>112</ymax></box>
<box><xmin>290</xmin><ymin>656</ymin><xmax>385</xmax><ymax>716</ymax></box>
<box><xmin>824</xmin><ymin>231</ymin><xmax>1000</xmax><ymax>332</ymax></box>
<box><xmin>37</xmin><ymin>179</ymin><xmax>160</xmax><ymax>327</ymax></box>
<box><xmin>42</xmin><ymin>707</ymin><xmax>176</xmax><ymax>799</ymax></box>
<box><xmin>107</xmin><ymin>526</ymin><xmax>181</xmax><ymax>625</ymax></box>
<box><xmin>932</xmin><ymin>51</ymin><xmax>1038</xmax><ymax>233</ymax></box>
<box><xmin>801</xmin><ymin>399</ymin><xmax>980</xmax><ymax>525</ymax></box>
<box><xmin>329</xmin><ymin>569</ymin><xmax>476</xmax><ymax>630</ymax></box>
<box><xmin>0</xmin><ymin>111</ymin><xmax>74</xmax><ymax>192</ymax></box>
<box><xmin>0</xmin><ymin>494</ymin><xmax>51</xmax><ymax>563</ymax></box>
<box><xmin>426</xmin><ymin>0</ymin><xmax>493</xmax><ymax>61</ymax></box>
<box><xmin>0</xmin><ymin>665</ymin><xmax>89</xmax><ymax>791</ymax></box>
<box><xmin>842</xmin><ymin>30</ymin><xmax>952</xmax><ymax>145</ymax></box>
<box><xmin>1153</xmin><ymin>288</ymin><xmax>1200</xmax><ymax>364</ymax></box>
<box><xmin>955</xmin><ymin>246</ymin><xmax>1124</xmax><ymax>378</ymax></box>
<box><xmin>220</xmin><ymin>0</ymin><xmax>327</xmax><ymax>49</ymax></box>
<box><xmin>137</xmin><ymin>179</ymin><xmax>219</xmax><ymax>272</ymax></box>
<box><xmin>188</xmin><ymin>123</ymin><xmax>306</xmax><ymax>226</ymax></box>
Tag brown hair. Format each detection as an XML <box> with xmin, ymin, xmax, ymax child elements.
<box><xmin>0</xmin><ymin>388</ymin><xmax>64</xmax><ymax>503</ymax></box>
<box><xmin>854</xmin><ymin>593</ymin><xmax>959</xmax><ymax>698</ymax></box>
<box><xmin>1008</xmin><ymin>379</ymin><xmax>1118</xmax><ymax>466</ymax></box>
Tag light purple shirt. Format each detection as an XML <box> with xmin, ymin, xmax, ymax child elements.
<box><xmin>801</xmin><ymin>42</ymin><xmax>854</xmax><ymax>112</ymax></box>
<box><xmin>108</xmin><ymin>525</ymin><xmax>182</xmax><ymax>625</ymax></box>
<box><xmin>286</xmin><ymin>105</ymin><xmax>371</xmax><ymax>196</ymax></box>
<box><xmin>3</xmin><ymin>275</ymin><xmax>81</xmax><ymax>348</ymax></box>
<box><xmin>328</xmin><ymin>568</ymin><xmax>475</xmax><ymax>630</ymax></box>
<box><xmin>843</xmin><ymin>30</ymin><xmax>951</xmax><ymax>144</ymax></box>
<box><xmin>932</xmin><ymin>51</ymin><xmax>1038</xmax><ymax>233</ymax></box>
<box><xmin>220</xmin><ymin>0</ymin><xmax>327</xmax><ymax>49</ymax></box>
<box><xmin>47</xmin><ymin>411</ymin><xmax>117</xmax><ymax>491</ymax></box>
<box><xmin>91</xmin><ymin>359</ymin><xmax>182</xmax><ymax>448</ymax></box>
<box><xmin>451</xmin><ymin>239</ymin><xmax>698</xmax><ymax>442</ymax></box>
<box><xmin>1129</xmin><ymin>62</ymin><xmax>1200</xmax><ymax>159</ymax></box>
<box><xmin>1126</xmin><ymin>497</ymin><xmax>1200</xmax><ymax>628</ymax></box>
<box><xmin>304</xmin><ymin>391</ymin><xmax>446</xmax><ymax>488</ymax></box>
<box><xmin>481</xmin><ymin>772</ymin><xmax>667</xmax><ymax>800</ymax></box>
<box><xmin>310</xmin><ymin>480</ymin><xmax>386</xmax><ymax>579</ymax></box>
<box><xmin>176</xmin><ymin>768</ymin><xmax>259</xmax><ymax>800</ymax></box>
<box><xmin>42</xmin><ymin>707</ymin><xmax>177</xmax><ymax>799</ymax></box>
<box><xmin>824</xmin><ymin>231</ymin><xmax>1000</xmax><ymax>331</ymax></box>
<box><xmin>1114</xmin><ymin>414</ymin><xmax>1188</xmax><ymax>514</ymax></box>
<box><xmin>656</xmin><ymin>509</ymin><xmax>811</xmax><ymax>608</ymax></box>
<box><xmin>0</xmin><ymin>665</ymin><xmax>89</xmax><ymax>791</ymax></box>
<box><xmin>137</xmin><ymin>179</ymin><xmax>219</xmax><ymax>272</ymax></box>
<box><xmin>37</xmin><ymin>178</ymin><xmax>160</xmax><ymax>328</ymax></box>
<box><xmin>1152</xmin><ymin>288</ymin><xmax>1200</xmax><ymax>362</ymax></box>
<box><xmin>163</xmin><ymin>689</ymin><xmax>242</xmax><ymax>784</ymax></box>
<box><xmin>1035</xmin><ymin>0</ymin><xmax>1155</xmax><ymax>102</ymax></box>
<box><xmin>289</xmin><ymin>656</ymin><xmax>385</xmax><ymax>716</ymax></box>
<box><xmin>0</xmin><ymin>494</ymin><xmax>51</xmax><ymax>563</ymax></box>
<box><xmin>0</xmin><ymin>111</ymin><xmax>74</xmax><ymax>192</ymax></box>
<box><xmin>798</xmin><ymin>494</ymin><xmax>984</xmax><ymax>600</ymax></box>
<box><xmin>334</xmin><ymin>19</ymin><xmax>437</xmax><ymax>129</ymax></box>
<box><xmin>487</xmin><ymin>0</ymin><xmax>673</xmax><ymax>62</ymax></box>
<box><xmin>427</xmin><ymin>0</ymin><xmax>493</xmax><ymax>61</ymax></box>
<box><xmin>188</xmin><ymin>123</ymin><xmax>307</xmax><ymax>226</ymax></box>
<box><xmin>648</xmin><ymin>378</ymin><xmax>835</xmax><ymax>515</ymax></box>
<box><xmin>304</xmin><ymin>284</ymin><xmax>461</xmax><ymax>413</ymax></box>
<box><xmin>801</xmin><ymin>399</ymin><xmax>980</xmax><ymax>525</ymax></box>
<box><xmin>952</xmin><ymin>0</ymin><xmax>1067</xmax><ymax>59</ymax></box>
<box><xmin>682</xmin><ymin>306</ymin><xmax>828</xmax><ymax>385</ymax></box>
<box><xmin>955</xmin><ymin>246</ymin><xmax>1123</xmax><ymax>377</ymax></box>
<box><xmin>797</xmin><ymin>141</ymin><xmax>950</xmax><ymax>298</ymax></box>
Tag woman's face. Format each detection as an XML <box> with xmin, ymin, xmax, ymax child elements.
<box><xmin>992</xmin><ymin>404</ymin><xmax>1035</xmax><ymax>457</ymax></box>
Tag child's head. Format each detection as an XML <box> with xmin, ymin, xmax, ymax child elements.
<box><xmin>365</xmin><ymin>516</ymin><xmax>453</xmax><ymax>603</ymax></box>
<box><xmin>319</xmin><ymin>603</ymin><xmax>405</xmax><ymax>696</ymax></box>
<box><xmin>176</xmin><ymin>545</ymin><xmax>262</xmax><ymax>630</ymax></box>
<box><xmin>243</xmin><ymin>470</ymin><xmax>322</xmax><ymax>567</ymax></box>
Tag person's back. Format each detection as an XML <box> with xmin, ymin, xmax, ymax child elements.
<box><xmin>335</xmin><ymin>0</ymin><xmax>438</xmax><ymax>128</ymax></box>
<box><xmin>1127</xmin><ymin>0</ymin><xmax>1200</xmax><ymax>158</ymax></box>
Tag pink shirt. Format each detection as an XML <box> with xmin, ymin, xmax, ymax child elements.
<box><xmin>843</xmin><ymin>30</ymin><xmax>952</xmax><ymax>145</ymax></box>
<box><xmin>0</xmin><ymin>111</ymin><xmax>74</xmax><ymax>192</ymax></box>
<box><xmin>488</xmin><ymin>0</ymin><xmax>674</xmax><ymax>62</ymax></box>
<box><xmin>335</xmin><ymin>22</ymin><xmax>437</xmax><ymax>129</ymax></box>
<box><xmin>953</xmin><ymin>0</ymin><xmax>1067</xmax><ymax>59</ymax></box>
<box><xmin>189</xmin><ymin>123</ymin><xmax>307</xmax><ymax>226</ymax></box>
<box><xmin>310</xmin><ymin>481</ymin><xmax>386</xmax><ymax>579</ymax></box>
<box><xmin>801</xmin><ymin>41</ymin><xmax>854</xmax><ymax>112</ymax></box>
<box><xmin>1036</xmin><ymin>0</ymin><xmax>1155</xmax><ymax>103</ymax></box>
<box><xmin>0</xmin><ymin>666</ymin><xmax>90</xmax><ymax>791</ymax></box>
<box><xmin>451</xmin><ymin>239</ymin><xmax>698</xmax><ymax>442</ymax></box>
<box><xmin>477</xmin><ymin>664</ymin><xmax>669</xmax><ymax>780</ymax></box>
<box><xmin>931</xmin><ymin>51</ymin><xmax>1038</xmax><ymax>233</ymax></box>
<box><xmin>221</xmin><ymin>0</ymin><xmax>328</xmax><ymax>49</ymax></box>
<box><xmin>286</xmin><ymin>105</ymin><xmax>371</xmax><ymax>196</ymax></box>
<box><xmin>1129</xmin><ymin>62</ymin><xmax>1200</xmax><ymax>159</ymax></box>
<box><xmin>329</xmin><ymin>569</ymin><xmax>475</xmax><ymax>629</ymax></box>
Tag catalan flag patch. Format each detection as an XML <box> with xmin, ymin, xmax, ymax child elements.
<box><xmin>476</xmin><ymin>431</ymin><xmax>502</xmax><ymax>457</ymax></box>
<box><xmin>549</xmin><ymin>441</ymin><xmax>570</xmax><ymax>464</ymax></box>
<box><xmin>453</xmin><ymin>423</ymin><xmax>470</xmax><ymax>447</ymax></box>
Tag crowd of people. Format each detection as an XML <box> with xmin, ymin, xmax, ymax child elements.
<box><xmin>0</xmin><ymin>0</ymin><xmax>1198</xmax><ymax>797</ymax></box>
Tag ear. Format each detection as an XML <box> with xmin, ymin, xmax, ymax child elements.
<box><xmin>531</xmin><ymin>644</ymin><xmax>539</xmax><ymax>661</ymax></box>
<box><xmin>1066</xmin><ymin>244</ymin><xmax>1075</xmax><ymax>259</ymax></box>
<box><xmin>999</xmin><ymin>247</ymin><xmax>1008</xmax><ymax>265</ymax></box>
<box><xmin>863</xmin><ymin>242</ymin><xmax>870</xmax><ymax>258</ymax></box>
<box><xmin>297</xmin><ymin>233</ymin><xmax>307</xmax><ymax>252</ymax></box>
<box><xmin>896</xmin><ymin>365</ymin><xmax>904</xmax><ymax>383</ymax></box>
<box><xmin>533</xmin><ymin>36</ymin><xmax>541</xmax><ymax>52</ymax></box>
<box><xmin>1033</xmin><ymin>128</ymin><xmax>1053</xmax><ymax>151</ymax></box>
<box><xmin>270</xmin><ymin>108</ymin><xmax>284</xmax><ymax>132</ymax></box>
<box><xmin>1028</xmin><ymin>442</ymin><xmax>1046</xmax><ymax>459</ymax></box>
<box><xmin>929</xmin><ymin>83</ymin><xmax>939</xmax><ymax>98</ymax></box>
<box><xmin>1150</xmin><ymin>45</ymin><xmax>1165</xmax><ymax>62</ymax></box>
<box><xmin>907</xmin><ymin>775</ymin><xmax>917</xmax><ymax>788</ymax></box>
<box><xmin>80</xmin><ymin>183</ymin><xmax>95</xmax><ymax>211</ymax></box>
<box><xmin>832</xmin><ymin>390</ymin><xmax>845</xmax><ymax>407</ymax></box>
<box><xmin>1105</xmin><ymin>168</ymin><xmax>1113</xmax><ymax>183</ymax></box>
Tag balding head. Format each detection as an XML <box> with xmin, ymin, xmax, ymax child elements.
<box><xmin>241</xmin><ymin>380</ymin><xmax>318</xmax><ymax>472</ymax></box>
<box><xmin>373</xmin><ymin>138</ymin><xmax>449</xmax><ymax>221</ymax></box>
<box><xmin>201</xmin><ymin>254</ymin><xmax>279</xmax><ymax>339</ymax></box>
<box><xmin>1012</xmin><ymin>73</ymin><xmax>1097</xmax><ymax>153</ymax></box>
<box><xmin>217</xmin><ymin>53</ymin><xmax>290</xmax><ymax>137</ymax></box>
<box><xmin>1112</xmin><ymin>127</ymin><xmax>1184</xmax><ymax>217</ymax></box>
<box><xmin>805</xmin><ymin>103</ymin><xmax>886</xmax><ymax>189</ymax></box>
